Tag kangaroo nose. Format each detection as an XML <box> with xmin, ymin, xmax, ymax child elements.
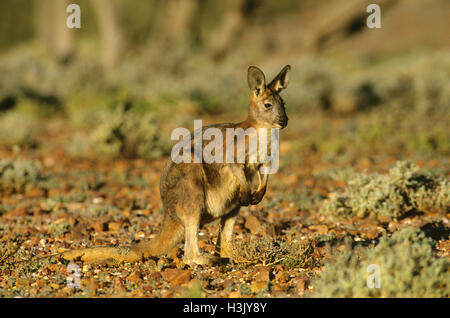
<box><xmin>279</xmin><ymin>116</ymin><xmax>288</xmax><ymax>128</ymax></box>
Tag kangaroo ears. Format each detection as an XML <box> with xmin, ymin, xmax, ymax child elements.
<box><xmin>248</xmin><ymin>66</ymin><xmax>266</xmax><ymax>96</ymax></box>
<box><xmin>269</xmin><ymin>65</ymin><xmax>291</xmax><ymax>93</ymax></box>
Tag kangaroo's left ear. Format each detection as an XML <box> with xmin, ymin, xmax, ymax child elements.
<box><xmin>269</xmin><ymin>65</ymin><xmax>291</xmax><ymax>93</ymax></box>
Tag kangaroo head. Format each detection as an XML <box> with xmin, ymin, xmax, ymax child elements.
<box><xmin>247</xmin><ymin>65</ymin><xmax>291</xmax><ymax>129</ymax></box>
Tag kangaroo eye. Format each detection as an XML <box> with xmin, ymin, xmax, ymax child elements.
<box><xmin>264</xmin><ymin>103</ymin><xmax>272</xmax><ymax>109</ymax></box>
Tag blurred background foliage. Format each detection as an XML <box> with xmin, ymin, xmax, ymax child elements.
<box><xmin>0</xmin><ymin>1</ymin><xmax>448</xmax><ymax>299</ymax></box>
<box><xmin>0</xmin><ymin>0</ymin><xmax>449</xmax><ymax>162</ymax></box>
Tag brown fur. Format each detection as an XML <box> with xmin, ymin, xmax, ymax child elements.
<box><xmin>60</xmin><ymin>65</ymin><xmax>291</xmax><ymax>265</ymax></box>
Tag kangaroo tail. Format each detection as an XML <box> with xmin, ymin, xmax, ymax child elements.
<box><xmin>61</xmin><ymin>215</ymin><xmax>184</xmax><ymax>264</ymax></box>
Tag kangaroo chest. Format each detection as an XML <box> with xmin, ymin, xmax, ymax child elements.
<box><xmin>204</xmin><ymin>163</ymin><xmax>257</xmax><ymax>218</ymax></box>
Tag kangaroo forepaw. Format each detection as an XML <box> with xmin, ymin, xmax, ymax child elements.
<box><xmin>251</xmin><ymin>188</ymin><xmax>266</xmax><ymax>205</ymax></box>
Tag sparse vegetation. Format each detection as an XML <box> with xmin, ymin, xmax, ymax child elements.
<box><xmin>66</xmin><ymin>105</ymin><xmax>171</xmax><ymax>160</ymax></box>
<box><xmin>90</xmin><ymin>106</ymin><xmax>170</xmax><ymax>160</ymax></box>
<box><xmin>231</xmin><ymin>236</ymin><xmax>317</xmax><ymax>269</ymax></box>
<box><xmin>0</xmin><ymin>158</ymin><xmax>42</xmax><ymax>193</ymax></box>
<box><xmin>312</xmin><ymin>228</ymin><xmax>450</xmax><ymax>297</ymax></box>
<box><xmin>0</xmin><ymin>0</ymin><xmax>449</xmax><ymax>299</ymax></box>
<box><xmin>0</xmin><ymin>111</ymin><xmax>41</xmax><ymax>149</ymax></box>
<box><xmin>320</xmin><ymin>161</ymin><xmax>449</xmax><ymax>220</ymax></box>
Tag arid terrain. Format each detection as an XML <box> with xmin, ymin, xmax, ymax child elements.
<box><xmin>0</xmin><ymin>0</ymin><xmax>449</xmax><ymax>298</ymax></box>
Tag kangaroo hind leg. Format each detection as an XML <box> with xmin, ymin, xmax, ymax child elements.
<box><xmin>181</xmin><ymin>205</ymin><xmax>219</xmax><ymax>266</ymax></box>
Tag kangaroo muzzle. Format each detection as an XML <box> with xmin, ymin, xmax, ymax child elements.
<box><xmin>278</xmin><ymin>115</ymin><xmax>288</xmax><ymax>129</ymax></box>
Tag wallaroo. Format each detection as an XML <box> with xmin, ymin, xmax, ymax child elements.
<box><xmin>60</xmin><ymin>65</ymin><xmax>291</xmax><ymax>265</ymax></box>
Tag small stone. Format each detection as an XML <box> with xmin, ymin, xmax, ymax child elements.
<box><xmin>149</xmin><ymin>271</ymin><xmax>162</xmax><ymax>281</ymax></box>
<box><xmin>91</xmin><ymin>221</ymin><xmax>105</xmax><ymax>233</ymax></box>
<box><xmin>273</xmin><ymin>282</ymin><xmax>289</xmax><ymax>292</ymax></box>
<box><xmin>25</xmin><ymin>188</ymin><xmax>45</xmax><ymax>198</ymax></box>
<box><xmin>250</xmin><ymin>281</ymin><xmax>268</xmax><ymax>294</ymax></box>
<box><xmin>275</xmin><ymin>271</ymin><xmax>290</xmax><ymax>282</ymax></box>
<box><xmin>93</xmin><ymin>197</ymin><xmax>104</xmax><ymax>204</ymax></box>
<box><xmin>254</xmin><ymin>266</ymin><xmax>270</xmax><ymax>282</ymax></box>
<box><xmin>128</xmin><ymin>270</ymin><xmax>142</xmax><ymax>283</ymax></box>
<box><xmin>309</xmin><ymin>224</ymin><xmax>328</xmax><ymax>235</ymax></box>
<box><xmin>108</xmin><ymin>222</ymin><xmax>121</xmax><ymax>232</ymax></box>
<box><xmin>245</xmin><ymin>215</ymin><xmax>262</xmax><ymax>234</ymax></box>
<box><xmin>229</xmin><ymin>291</ymin><xmax>241</xmax><ymax>298</ymax></box>
<box><xmin>295</xmin><ymin>278</ymin><xmax>309</xmax><ymax>291</ymax></box>
<box><xmin>161</xmin><ymin>268</ymin><xmax>191</xmax><ymax>286</ymax></box>
<box><xmin>55</xmin><ymin>287</ymin><xmax>72</xmax><ymax>298</ymax></box>
<box><xmin>9</xmin><ymin>207</ymin><xmax>27</xmax><ymax>217</ymax></box>
<box><xmin>81</xmin><ymin>278</ymin><xmax>98</xmax><ymax>296</ymax></box>
<box><xmin>135</xmin><ymin>231</ymin><xmax>145</xmax><ymax>239</ymax></box>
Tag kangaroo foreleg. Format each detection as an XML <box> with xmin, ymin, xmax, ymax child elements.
<box><xmin>251</xmin><ymin>168</ymin><xmax>269</xmax><ymax>205</ymax></box>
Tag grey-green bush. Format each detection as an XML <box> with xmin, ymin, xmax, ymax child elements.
<box><xmin>91</xmin><ymin>106</ymin><xmax>170</xmax><ymax>159</ymax></box>
<box><xmin>320</xmin><ymin>161</ymin><xmax>449</xmax><ymax>220</ymax></box>
<box><xmin>67</xmin><ymin>105</ymin><xmax>170</xmax><ymax>160</ymax></box>
<box><xmin>312</xmin><ymin>228</ymin><xmax>449</xmax><ymax>297</ymax></box>
<box><xmin>0</xmin><ymin>111</ymin><xmax>41</xmax><ymax>148</ymax></box>
<box><xmin>0</xmin><ymin>158</ymin><xmax>41</xmax><ymax>192</ymax></box>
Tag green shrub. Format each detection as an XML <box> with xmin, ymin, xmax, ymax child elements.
<box><xmin>232</xmin><ymin>236</ymin><xmax>317</xmax><ymax>269</ymax></box>
<box><xmin>0</xmin><ymin>111</ymin><xmax>41</xmax><ymax>148</ymax></box>
<box><xmin>320</xmin><ymin>161</ymin><xmax>449</xmax><ymax>220</ymax></box>
<box><xmin>0</xmin><ymin>158</ymin><xmax>42</xmax><ymax>192</ymax></box>
<box><xmin>91</xmin><ymin>106</ymin><xmax>170</xmax><ymax>159</ymax></box>
<box><xmin>312</xmin><ymin>228</ymin><xmax>449</xmax><ymax>297</ymax></box>
<box><xmin>289</xmin><ymin>58</ymin><xmax>335</xmax><ymax>112</ymax></box>
<box><xmin>67</xmin><ymin>105</ymin><xmax>170</xmax><ymax>160</ymax></box>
